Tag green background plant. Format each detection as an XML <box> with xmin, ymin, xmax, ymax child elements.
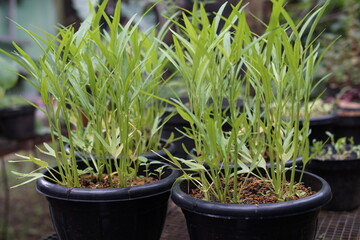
<box><xmin>318</xmin><ymin>0</ymin><xmax>360</xmax><ymax>89</ymax></box>
<box><xmin>312</xmin><ymin>132</ymin><xmax>360</xmax><ymax>160</ymax></box>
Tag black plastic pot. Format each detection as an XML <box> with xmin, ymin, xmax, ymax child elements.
<box><xmin>171</xmin><ymin>170</ymin><xmax>331</xmax><ymax>240</ymax></box>
<box><xmin>307</xmin><ymin>114</ymin><xmax>337</xmax><ymax>143</ymax></box>
<box><xmin>0</xmin><ymin>105</ymin><xmax>35</xmax><ymax>140</ymax></box>
<box><xmin>335</xmin><ymin>115</ymin><xmax>360</xmax><ymax>144</ymax></box>
<box><xmin>335</xmin><ymin>101</ymin><xmax>360</xmax><ymax>144</ymax></box>
<box><xmin>306</xmin><ymin>154</ymin><xmax>360</xmax><ymax>211</ymax></box>
<box><xmin>161</xmin><ymin>114</ymin><xmax>193</xmax><ymax>159</ymax></box>
<box><xmin>37</xmin><ymin>161</ymin><xmax>179</xmax><ymax>240</ymax></box>
<box><xmin>143</xmin><ymin>139</ymin><xmax>177</xmax><ymax>161</ymax></box>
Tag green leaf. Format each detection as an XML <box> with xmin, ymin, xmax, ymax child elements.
<box><xmin>42</xmin><ymin>142</ymin><xmax>56</xmax><ymax>157</ymax></box>
<box><xmin>10</xmin><ymin>172</ymin><xmax>44</xmax><ymax>188</ymax></box>
<box><xmin>14</xmin><ymin>154</ymin><xmax>49</xmax><ymax>168</ymax></box>
<box><xmin>138</xmin><ymin>156</ymin><xmax>148</xmax><ymax>163</ymax></box>
<box><xmin>175</xmin><ymin>105</ymin><xmax>194</xmax><ymax>126</ymax></box>
<box><xmin>77</xmin><ymin>167</ymin><xmax>94</xmax><ymax>176</ymax></box>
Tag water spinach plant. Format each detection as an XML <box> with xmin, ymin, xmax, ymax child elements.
<box><xmin>312</xmin><ymin>132</ymin><xmax>360</xmax><ymax>160</ymax></box>
<box><xmin>3</xmin><ymin>0</ymin><xmax>171</xmax><ymax>188</ymax></box>
<box><xmin>161</xmin><ymin>0</ymin><xmax>330</xmax><ymax>203</ymax></box>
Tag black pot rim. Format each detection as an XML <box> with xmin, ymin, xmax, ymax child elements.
<box><xmin>0</xmin><ymin>104</ymin><xmax>35</xmax><ymax>118</ymax></box>
<box><xmin>309</xmin><ymin>113</ymin><xmax>337</xmax><ymax>125</ymax></box>
<box><xmin>281</xmin><ymin>113</ymin><xmax>336</xmax><ymax>125</ymax></box>
<box><xmin>171</xmin><ymin>170</ymin><xmax>331</xmax><ymax>219</ymax></box>
<box><xmin>143</xmin><ymin>139</ymin><xmax>177</xmax><ymax>160</ymax></box>
<box><xmin>36</xmin><ymin>161</ymin><xmax>179</xmax><ymax>202</ymax></box>
<box><xmin>311</xmin><ymin>158</ymin><xmax>360</xmax><ymax>163</ymax></box>
<box><xmin>309</xmin><ymin>157</ymin><xmax>360</xmax><ymax>172</ymax></box>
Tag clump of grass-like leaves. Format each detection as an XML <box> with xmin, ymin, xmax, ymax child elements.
<box><xmin>2</xmin><ymin>0</ymin><xmax>170</xmax><ymax>188</ymax></box>
<box><xmin>161</xmin><ymin>0</ymin><xmax>331</xmax><ymax>203</ymax></box>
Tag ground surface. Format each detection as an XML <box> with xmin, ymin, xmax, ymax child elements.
<box><xmin>0</xmin><ymin>151</ymin><xmax>54</xmax><ymax>240</ymax></box>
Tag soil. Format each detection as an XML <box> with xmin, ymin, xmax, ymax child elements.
<box><xmin>79</xmin><ymin>173</ymin><xmax>158</xmax><ymax>188</ymax></box>
<box><xmin>189</xmin><ymin>175</ymin><xmax>316</xmax><ymax>204</ymax></box>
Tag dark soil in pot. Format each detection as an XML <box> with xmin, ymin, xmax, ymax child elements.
<box><xmin>0</xmin><ymin>105</ymin><xmax>35</xmax><ymax>140</ymax></box>
<box><xmin>36</xmin><ymin>161</ymin><xmax>179</xmax><ymax>240</ymax></box>
<box><xmin>189</xmin><ymin>173</ymin><xmax>315</xmax><ymax>204</ymax></box>
<box><xmin>171</xmin><ymin>170</ymin><xmax>331</xmax><ymax>240</ymax></box>
<box><xmin>306</xmin><ymin>155</ymin><xmax>360</xmax><ymax>211</ymax></box>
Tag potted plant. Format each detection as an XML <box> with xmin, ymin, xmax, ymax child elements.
<box><xmin>308</xmin><ymin>132</ymin><xmax>360</xmax><ymax>211</ymax></box>
<box><xmin>336</xmin><ymin>87</ymin><xmax>360</xmax><ymax>143</ymax></box>
<box><xmin>0</xmin><ymin>56</ymin><xmax>36</xmax><ymax>140</ymax></box>
<box><xmin>2</xmin><ymin>1</ymin><xmax>178</xmax><ymax>239</ymax></box>
<box><xmin>158</xmin><ymin>1</ymin><xmax>332</xmax><ymax>239</ymax></box>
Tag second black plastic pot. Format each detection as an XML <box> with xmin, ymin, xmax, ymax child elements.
<box><xmin>306</xmin><ymin>156</ymin><xmax>360</xmax><ymax>211</ymax></box>
<box><xmin>37</xmin><ymin>161</ymin><xmax>179</xmax><ymax>240</ymax></box>
<box><xmin>307</xmin><ymin>114</ymin><xmax>337</xmax><ymax>143</ymax></box>
<box><xmin>171</xmin><ymin>170</ymin><xmax>332</xmax><ymax>240</ymax></box>
<box><xmin>334</xmin><ymin>115</ymin><xmax>360</xmax><ymax>144</ymax></box>
<box><xmin>335</xmin><ymin>101</ymin><xmax>360</xmax><ymax>144</ymax></box>
<box><xmin>0</xmin><ymin>105</ymin><xmax>35</xmax><ymax>140</ymax></box>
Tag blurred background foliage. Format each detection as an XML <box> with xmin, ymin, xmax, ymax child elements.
<box><xmin>0</xmin><ymin>0</ymin><xmax>359</xmax><ymax>239</ymax></box>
